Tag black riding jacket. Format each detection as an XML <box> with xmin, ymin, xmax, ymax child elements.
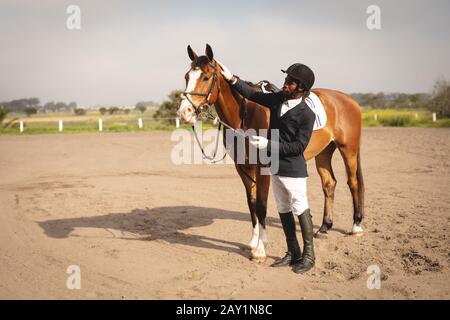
<box><xmin>233</xmin><ymin>78</ymin><xmax>316</xmax><ymax>177</ymax></box>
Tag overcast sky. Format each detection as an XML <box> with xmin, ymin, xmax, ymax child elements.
<box><xmin>1</xmin><ymin>0</ymin><xmax>449</xmax><ymax>106</ymax></box>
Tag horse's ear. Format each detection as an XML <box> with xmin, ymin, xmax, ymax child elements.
<box><xmin>205</xmin><ymin>44</ymin><xmax>214</xmax><ymax>61</ymax></box>
<box><xmin>187</xmin><ymin>45</ymin><xmax>198</xmax><ymax>61</ymax></box>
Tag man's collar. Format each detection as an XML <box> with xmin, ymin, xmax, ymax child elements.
<box><xmin>285</xmin><ymin>97</ymin><xmax>303</xmax><ymax>108</ymax></box>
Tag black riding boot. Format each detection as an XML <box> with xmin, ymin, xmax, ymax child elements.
<box><xmin>271</xmin><ymin>212</ymin><xmax>302</xmax><ymax>267</ymax></box>
<box><xmin>293</xmin><ymin>209</ymin><xmax>315</xmax><ymax>274</ymax></box>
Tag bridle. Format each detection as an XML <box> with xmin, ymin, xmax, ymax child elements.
<box><xmin>180</xmin><ymin>60</ymin><xmax>258</xmax><ymax>184</ymax></box>
<box><xmin>182</xmin><ymin>61</ymin><xmax>221</xmax><ymax>119</ymax></box>
<box><xmin>180</xmin><ymin>60</ymin><xmax>226</xmax><ymax>163</ymax></box>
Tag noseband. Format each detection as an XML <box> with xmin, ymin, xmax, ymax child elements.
<box><xmin>182</xmin><ymin>61</ymin><xmax>221</xmax><ymax>118</ymax></box>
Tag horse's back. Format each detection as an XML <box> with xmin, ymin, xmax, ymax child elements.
<box><xmin>312</xmin><ymin>88</ymin><xmax>362</xmax><ymax>119</ymax></box>
<box><xmin>311</xmin><ymin>88</ymin><xmax>362</xmax><ymax>152</ymax></box>
<box><xmin>242</xmin><ymin>87</ymin><xmax>362</xmax><ymax>153</ymax></box>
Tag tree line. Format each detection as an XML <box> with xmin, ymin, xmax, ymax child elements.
<box><xmin>0</xmin><ymin>98</ymin><xmax>78</xmax><ymax>116</ymax></box>
<box><xmin>352</xmin><ymin>79</ymin><xmax>449</xmax><ymax>117</ymax></box>
<box><xmin>0</xmin><ymin>99</ymin><xmax>159</xmax><ymax>118</ymax></box>
<box><xmin>153</xmin><ymin>79</ymin><xmax>450</xmax><ymax>124</ymax></box>
<box><xmin>1</xmin><ymin>79</ymin><xmax>448</xmax><ymax>125</ymax></box>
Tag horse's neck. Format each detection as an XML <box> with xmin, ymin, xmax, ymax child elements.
<box><xmin>215</xmin><ymin>77</ymin><xmax>243</xmax><ymax>129</ymax></box>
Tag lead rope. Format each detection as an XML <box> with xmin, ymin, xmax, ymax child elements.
<box><xmin>191</xmin><ymin>122</ymin><xmax>227</xmax><ymax>163</ymax></box>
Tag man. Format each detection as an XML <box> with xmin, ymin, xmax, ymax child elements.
<box><xmin>218</xmin><ymin>61</ymin><xmax>316</xmax><ymax>274</ymax></box>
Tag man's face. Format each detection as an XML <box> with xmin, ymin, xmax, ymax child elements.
<box><xmin>282</xmin><ymin>75</ymin><xmax>300</xmax><ymax>98</ymax></box>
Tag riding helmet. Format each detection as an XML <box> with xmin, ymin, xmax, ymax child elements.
<box><xmin>281</xmin><ymin>63</ymin><xmax>315</xmax><ymax>90</ymax></box>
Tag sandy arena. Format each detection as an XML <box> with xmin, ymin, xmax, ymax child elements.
<box><xmin>0</xmin><ymin>127</ymin><xmax>449</xmax><ymax>299</ymax></box>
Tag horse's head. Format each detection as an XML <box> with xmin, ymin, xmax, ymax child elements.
<box><xmin>177</xmin><ymin>44</ymin><xmax>221</xmax><ymax>124</ymax></box>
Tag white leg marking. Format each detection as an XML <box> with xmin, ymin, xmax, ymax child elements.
<box><xmin>352</xmin><ymin>224</ymin><xmax>364</xmax><ymax>235</ymax></box>
<box><xmin>251</xmin><ymin>223</ymin><xmax>267</xmax><ymax>261</ymax></box>
<box><xmin>248</xmin><ymin>224</ymin><xmax>259</xmax><ymax>250</ymax></box>
<box><xmin>251</xmin><ymin>238</ymin><xmax>266</xmax><ymax>261</ymax></box>
<box><xmin>259</xmin><ymin>223</ymin><xmax>268</xmax><ymax>244</ymax></box>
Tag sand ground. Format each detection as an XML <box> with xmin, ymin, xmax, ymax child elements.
<box><xmin>0</xmin><ymin>127</ymin><xmax>449</xmax><ymax>299</ymax></box>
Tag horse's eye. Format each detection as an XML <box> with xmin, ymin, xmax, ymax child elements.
<box><xmin>203</xmin><ymin>76</ymin><xmax>209</xmax><ymax>81</ymax></box>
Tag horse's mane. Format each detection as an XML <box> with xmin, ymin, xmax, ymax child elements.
<box><xmin>226</xmin><ymin>78</ymin><xmax>281</xmax><ymax>125</ymax></box>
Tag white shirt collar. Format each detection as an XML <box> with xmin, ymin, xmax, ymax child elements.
<box><xmin>280</xmin><ymin>97</ymin><xmax>303</xmax><ymax>117</ymax></box>
<box><xmin>286</xmin><ymin>97</ymin><xmax>303</xmax><ymax>108</ymax></box>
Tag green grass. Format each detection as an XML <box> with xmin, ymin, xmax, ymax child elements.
<box><xmin>0</xmin><ymin>112</ymin><xmax>217</xmax><ymax>135</ymax></box>
<box><xmin>1</xmin><ymin>109</ymin><xmax>449</xmax><ymax>135</ymax></box>
<box><xmin>361</xmin><ymin>109</ymin><xmax>448</xmax><ymax>127</ymax></box>
<box><xmin>433</xmin><ymin>118</ymin><xmax>450</xmax><ymax>127</ymax></box>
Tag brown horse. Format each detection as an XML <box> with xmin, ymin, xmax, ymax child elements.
<box><xmin>177</xmin><ymin>44</ymin><xmax>364</xmax><ymax>261</ymax></box>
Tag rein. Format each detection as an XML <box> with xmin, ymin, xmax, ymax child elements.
<box><xmin>190</xmin><ymin>108</ymin><xmax>246</xmax><ymax>164</ymax></box>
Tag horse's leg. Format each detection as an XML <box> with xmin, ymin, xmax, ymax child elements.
<box><xmin>249</xmin><ymin>166</ymin><xmax>270</xmax><ymax>261</ymax></box>
<box><xmin>338</xmin><ymin>147</ymin><xmax>365</xmax><ymax>235</ymax></box>
<box><xmin>314</xmin><ymin>142</ymin><xmax>337</xmax><ymax>238</ymax></box>
<box><xmin>224</xmin><ymin>127</ymin><xmax>259</xmax><ymax>251</ymax></box>
<box><xmin>234</xmin><ymin>163</ymin><xmax>259</xmax><ymax>250</ymax></box>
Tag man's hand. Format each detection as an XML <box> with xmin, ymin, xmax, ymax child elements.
<box><xmin>250</xmin><ymin>135</ymin><xmax>268</xmax><ymax>149</ymax></box>
<box><xmin>216</xmin><ymin>60</ymin><xmax>235</xmax><ymax>82</ymax></box>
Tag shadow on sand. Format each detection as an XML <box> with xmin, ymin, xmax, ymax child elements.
<box><xmin>38</xmin><ymin>206</ymin><xmax>349</xmax><ymax>259</ymax></box>
<box><xmin>38</xmin><ymin>206</ymin><xmax>283</xmax><ymax>259</ymax></box>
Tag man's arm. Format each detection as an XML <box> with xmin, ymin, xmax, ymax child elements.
<box><xmin>232</xmin><ymin>78</ymin><xmax>279</xmax><ymax>109</ymax></box>
<box><xmin>217</xmin><ymin>60</ymin><xmax>279</xmax><ymax>109</ymax></box>
<box><xmin>269</xmin><ymin>109</ymin><xmax>315</xmax><ymax>157</ymax></box>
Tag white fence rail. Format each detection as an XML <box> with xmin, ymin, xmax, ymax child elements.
<box><xmin>13</xmin><ymin>116</ymin><xmax>190</xmax><ymax>133</ymax></box>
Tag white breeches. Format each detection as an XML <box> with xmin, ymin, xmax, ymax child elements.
<box><xmin>271</xmin><ymin>175</ymin><xmax>309</xmax><ymax>216</ymax></box>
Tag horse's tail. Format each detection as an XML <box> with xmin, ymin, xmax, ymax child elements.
<box><xmin>356</xmin><ymin>151</ymin><xmax>365</xmax><ymax>218</ymax></box>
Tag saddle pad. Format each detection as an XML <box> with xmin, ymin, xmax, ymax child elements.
<box><xmin>305</xmin><ymin>92</ymin><xmax>327</xmax><ymax>130</ymax></box>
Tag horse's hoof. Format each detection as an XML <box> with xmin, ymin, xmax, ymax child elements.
<box><xmin>314</xmin><ymin>231</ymin><xmax>328</xmax><ymax>239</ymax></box>
<box><xmin>351</xmin><ymin>224</ymin><xmax>364</xmax><ymax>236</ymax></box>
<box><xmin>240</xmin><ymin>244</ymin><xmax>256</xmax><ymax>251</ymax></box>
<box><xmin>250</xmin><ymin>255</ymin><xmax>267</xmax><ymax>263</ymax></box>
